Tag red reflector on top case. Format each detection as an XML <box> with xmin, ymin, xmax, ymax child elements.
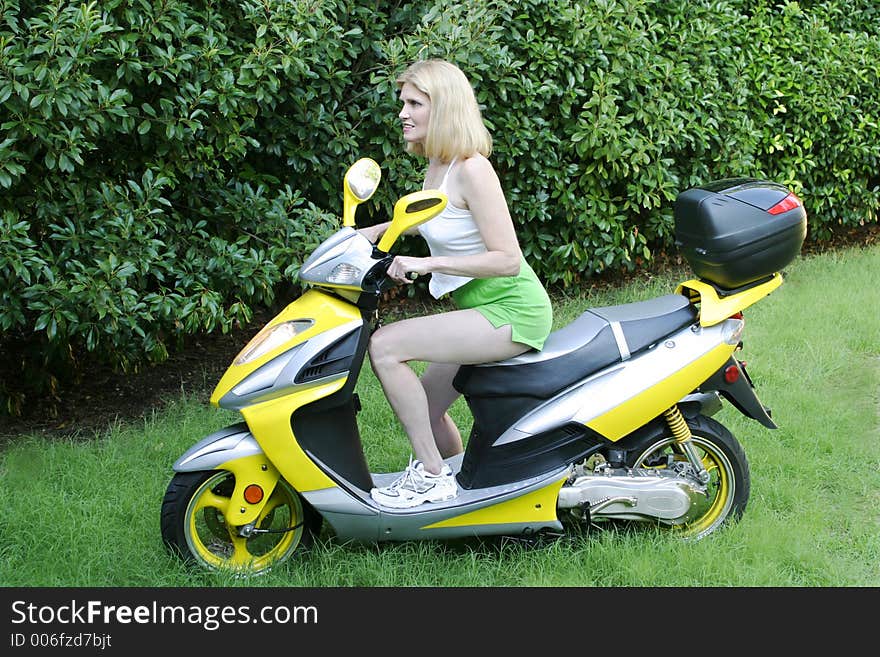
<box><xmin>768</xmin><ymin>193</ymin><xmax>801</xmax><ymax>215</ymax></box>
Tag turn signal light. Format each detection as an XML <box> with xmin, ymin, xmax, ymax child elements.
<box><xmin>244</xmin><ymin>484</ymin><xmax>264</xmax><ymax>504</ymax></box>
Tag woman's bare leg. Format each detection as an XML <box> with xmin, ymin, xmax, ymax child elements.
<box><xmin>420</xmin><ymin>362</ymin><xmax>464</xmax><ymax>458</ymax></box>
<box><xmin>368</xmin><ymin>309</ymin><xmax>528</xmax><ymax>474</ymax></box>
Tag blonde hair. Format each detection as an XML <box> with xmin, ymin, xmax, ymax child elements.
<box><xmin>396</xmin><ymin>59</ymin><xmax>492</xmax><ymax>161</ymax></box>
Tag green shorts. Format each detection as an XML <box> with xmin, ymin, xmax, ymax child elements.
<box><xmin>451</xmin><ymin>259</ymin><xmax>553</xmax><ymax>351</ymax></box>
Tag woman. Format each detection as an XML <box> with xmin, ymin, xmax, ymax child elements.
<box><xmin>360</xmin><ymin>59</ymin><xmax>553</xmax><ymax>508</ymax></box>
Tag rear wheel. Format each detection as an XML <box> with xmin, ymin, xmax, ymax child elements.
<box><xmin>161</xmin><ymin>470</ymin><xmax>320</xmax><ymax>574</ymax></box>
<box><xmin>624</xmin><ymin>414</ymin><xmax>750</xmax><ymax>539</ymax></box>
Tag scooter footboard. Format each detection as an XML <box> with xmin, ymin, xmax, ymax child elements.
<box><xmin>172</xmin><ymin>422</ymin><xmax>265</xmax><ymax>472</ymax></box>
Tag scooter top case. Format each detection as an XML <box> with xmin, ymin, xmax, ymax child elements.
<box><xmin>673</xmin><ymin>178</ymin><xmax>807</xmax><ymax>291</ymax></box>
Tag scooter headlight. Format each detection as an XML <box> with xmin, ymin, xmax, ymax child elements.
<box><xmin>234</xmin><ymin>319</ymin><xmax>314</xmax><ymax>365</ymax></box>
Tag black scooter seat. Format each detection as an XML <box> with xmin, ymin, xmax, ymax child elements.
<box><xmin>453</xmin><ymin>293</ymin><xmax>697</xmax><ymax>399</ymax></box>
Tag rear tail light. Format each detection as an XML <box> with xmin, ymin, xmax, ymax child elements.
<box><xmin>767</xmin><ymin>192</ymin><xmax>802</xmax><ymax>215</ymax></box>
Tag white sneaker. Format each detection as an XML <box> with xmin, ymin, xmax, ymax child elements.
<box><xmin>370</xmin><ymin>457</ymin><xmax>458</xmax><ymax>509</ymax></box>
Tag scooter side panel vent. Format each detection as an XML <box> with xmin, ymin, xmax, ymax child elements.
<box><xmin>295</xmin><ymin>329</ymin><xmax>360</xmax><ymax>384</ymax></box>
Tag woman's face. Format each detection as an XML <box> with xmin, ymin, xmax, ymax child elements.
<box><xmin>398</xmin><ymin>82</ymin><xmax>431</xmax><ymax>147</ymax></box>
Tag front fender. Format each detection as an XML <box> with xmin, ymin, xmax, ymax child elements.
<box><xmin>172</xmin><ymin>422</ymin><xmax>281</xmax><ymax>526</ymax></box>
<box><xmin>173</xmin><ymin>422</ymin><xmax>265</xmax><ymax>472</ymax></box>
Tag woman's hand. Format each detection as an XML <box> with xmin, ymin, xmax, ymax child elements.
<box><xmin>386</xmin><ymin>255</ymin><xmax>430</xmax><ymax>284</ymax></box>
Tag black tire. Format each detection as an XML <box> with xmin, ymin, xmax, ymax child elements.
<box><xmin>161</xmin><ymin>470</ymin><xmax>320</xmax><ymax>574</ymax></box>
<box><xmin>620</xmin><ymin>413</ymin><xmax>750</xmax><ymax>539</ymax></box>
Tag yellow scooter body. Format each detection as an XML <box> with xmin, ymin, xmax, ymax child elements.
<box><xmin>211</xmin><ymin>288</ymin><xmax>361</xmax><ymax>408</ymax></box>
<box><xmin>164</xmin><ymin>161</ymin><xmax>798</xmax><ymax>571</ymax></box>
<box><xmin>200</xmin><ymin>289</ymin><xmax>363</xmax><ymax>526</ymax></box>
<box><xmin>585</xmin><ymin>275</ymin><xmax>783</xmax><ymax>441</ymax></box>
<box><xmin>203</xmin><ymin>284</ymin><xmax>571</xmax><ymax>537</ymax></box>
<box><xmin>198</xmin><ymin>286</ymin><xmax>572</xmax><ymax>539</ymax></box>
<box><xmin>677</xmin><ymin>274</ymin><xmax>783</xmax><ymax>327</ymax></box>
<box><xmin>191</xmin><ymin>274</ymin><xmax>784</xmax><ymax>538</ymax></box>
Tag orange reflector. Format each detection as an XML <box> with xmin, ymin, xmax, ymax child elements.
<box><xmin>244</xmin><ymin>484</ymin><xmax>264</xmax><ymax>504</ymax></box>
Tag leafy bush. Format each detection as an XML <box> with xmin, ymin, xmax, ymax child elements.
<box><xmin>1</xmin><ymin>0</ymin><xmax>878</xmax><ymax>415</ymax></box>
<box><xmin>0</xmin><ymin>0</ymin><xmax>385</xmax><ymax>413</ymax></box>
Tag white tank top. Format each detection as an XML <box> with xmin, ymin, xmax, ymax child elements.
<box><xmin>418</xmin><ymin>158</ymin><xmax>488</xmax><ymax>298</ymax></box>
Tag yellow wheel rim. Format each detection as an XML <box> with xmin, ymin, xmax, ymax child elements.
<box><xmin>184</xmin><ymin>472</ymin><xmax>306</xmax><ymax>574</ymax></box>
<box><xmin>634</xmin><ymin>435</ymin><xmax>736</xmax><ymax>539</ymax></box>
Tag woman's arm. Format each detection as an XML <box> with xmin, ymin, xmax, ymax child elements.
<box><xmin>387</xmin><ymin>156</ymin><xmax>521</xmax><ymax>283</ymax></box>
<box><xmin>357</xmin><ymin>222</ymin><xmax>390</xmax><ymax>243</ymax></box>
<box><xmin>358</xmin><ymin>220</ymin><xmax>423</xmax><ymax>244</ymax></box>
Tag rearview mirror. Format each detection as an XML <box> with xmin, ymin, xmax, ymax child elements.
<box><xmin>376</xmin><ymin>190</ymin><xmax>447</xmax><ymax>253</ymax></box>
<box><xmin>342</xmin><ymin>158</ymin><xmax>381</xmax><ymax>227</ymax></box>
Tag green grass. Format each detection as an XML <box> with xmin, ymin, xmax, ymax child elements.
<box><xmin>1</xmin><ymin>244</ymin><xmax>878</xmax><ymax>587</ymax></box>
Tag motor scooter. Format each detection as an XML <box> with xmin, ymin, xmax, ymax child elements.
<box><xmin>161</xmin><ymin>158</ymin><xmax>807</xmax><ymax>573</ymax></box>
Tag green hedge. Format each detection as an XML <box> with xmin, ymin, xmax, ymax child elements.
<box><xmin>1</xmin><ymin>0</ymin><xmax>878</xmax><ymax>414</ymax></box>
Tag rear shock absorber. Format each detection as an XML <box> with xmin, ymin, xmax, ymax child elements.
<box><xmin>663</xmin><ymin>405</ymin><xmax>710</xmax><ymax>483</ymax></box>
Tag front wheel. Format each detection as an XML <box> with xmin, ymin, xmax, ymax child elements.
<box><xmin>161</xmin><ymin>470</ymin><xmax>320</xmax><ymax>574</ymax></box>
<box><xmin>624</xmin><ymin>414</ymin><xmax>750</xmax><ymax>540</ymax></box>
